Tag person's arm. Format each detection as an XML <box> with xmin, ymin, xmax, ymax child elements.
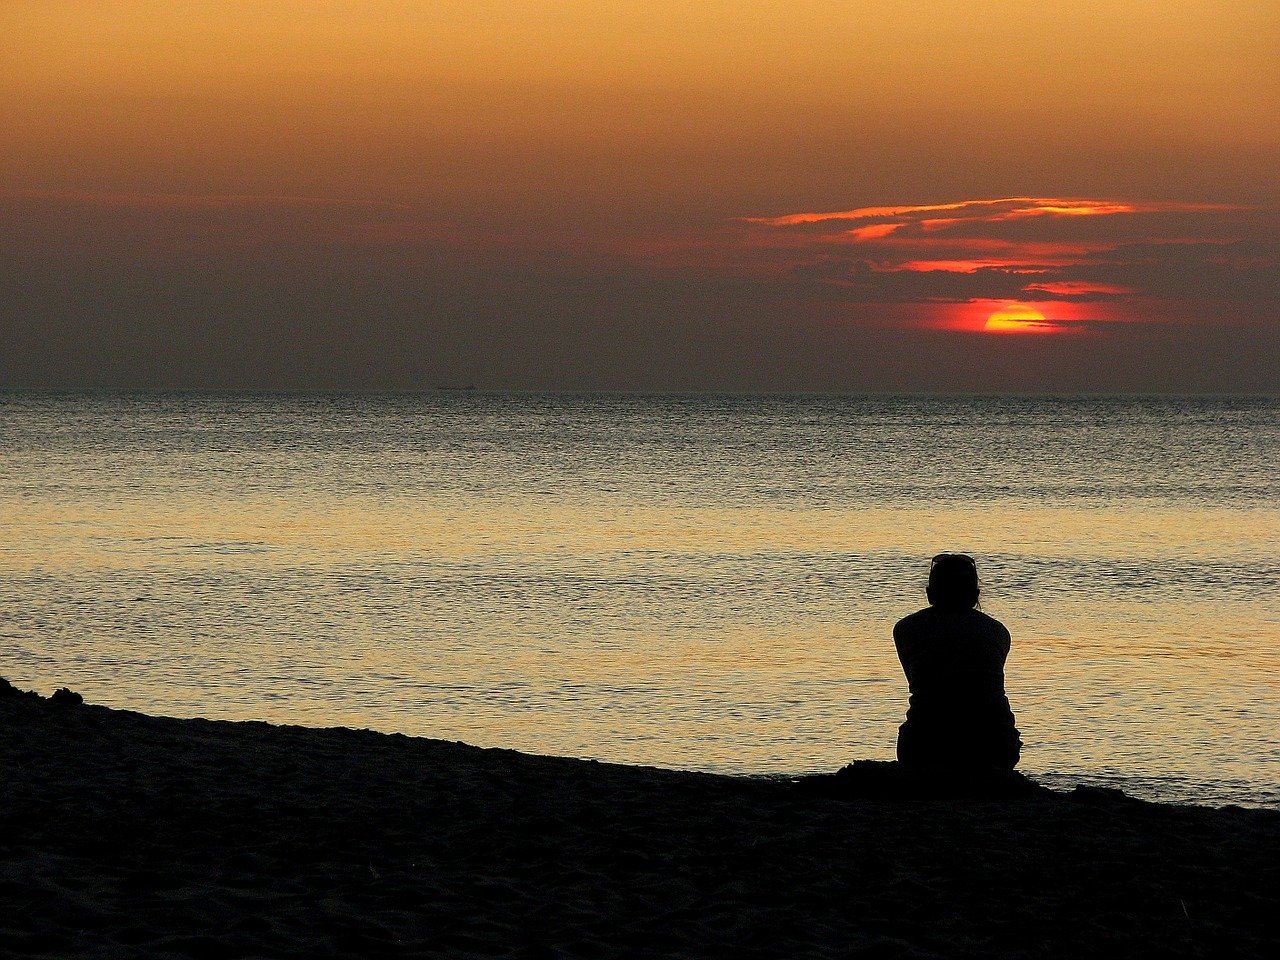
<box><xmin>893</xmin><ymin>620</ymin><xmax>915</xmax><ymax>686</ymax></box>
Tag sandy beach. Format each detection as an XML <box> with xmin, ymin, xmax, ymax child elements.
<box><xmin>3</xmin><ymin>680</ymin><xmax>1277</xmax><ymax>959</ymax></box>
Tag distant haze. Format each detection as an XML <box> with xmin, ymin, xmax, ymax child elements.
<box><xmin>2</xmin><ymin>2</ymin><xmax>1277</xmax><ymax>391</ymax></box>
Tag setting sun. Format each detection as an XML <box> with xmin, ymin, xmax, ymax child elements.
<box><xmin>984</xmin><ymin>304</ymin><xmax>1056</xmax><ymax>334</ymax></box>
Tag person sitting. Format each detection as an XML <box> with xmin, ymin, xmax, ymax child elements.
<box><xmin>893</xmin><ymin>553</ymin><xmax>1022</xmax><ymax>771</ymax></box>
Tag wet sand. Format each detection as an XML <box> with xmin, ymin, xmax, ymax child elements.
<box><xmin>3</xmin><ymin>681</ymin><xmax>1277</xmax><ymax>958</ymax></box>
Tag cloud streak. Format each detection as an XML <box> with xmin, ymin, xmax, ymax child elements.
<box><xmin>742</xmin><ymin>197</ymin><xmax>1234</xmax><ymax>228</ymax></box>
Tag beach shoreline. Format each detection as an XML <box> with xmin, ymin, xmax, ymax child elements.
<box><xmin>3</xmin><ymin>681</ymin><xmax>1277</xmax><ymax>958</ymax></box>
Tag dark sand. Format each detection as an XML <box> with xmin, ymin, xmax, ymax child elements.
<box><xmin>3</xmin><ymin>682</ymin><xmax>1277</xmax><ymax>959</ymax></box>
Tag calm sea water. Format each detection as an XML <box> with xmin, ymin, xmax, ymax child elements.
<box><xmin>1</xmin><ymin>393</ymin><xmax>1277</xmax><ymax>807</ymax></box>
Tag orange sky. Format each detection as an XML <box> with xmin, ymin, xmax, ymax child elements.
<box><xmin>1</xmin><ymin>2</ymin><xmax>1277</xmax><ymax>388</ymax></box>
<box><xmin>4</xmin><ymin>2</ymin><xmax>1276</xmax><ymax>210</ymax></box>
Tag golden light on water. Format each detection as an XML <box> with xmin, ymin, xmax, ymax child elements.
<box><xmin>4</xmin><ymin>488</ymin><xmax>1277</xmax><ymax>780</ymax></box>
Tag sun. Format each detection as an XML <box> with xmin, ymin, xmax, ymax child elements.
<box><xmin>983</xmin><ymin>303</ymin><xmax>1054</xmax><ymax>333</ymax></box>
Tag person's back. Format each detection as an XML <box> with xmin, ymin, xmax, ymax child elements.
<box><xmin>893</xmin><ymin>554</ymin><xmax>1022</xmax><ymax>770</ymax></box>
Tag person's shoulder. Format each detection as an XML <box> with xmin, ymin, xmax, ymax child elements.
<box><xmin>893</xmin><ymin>607</ymin><xmax>934</xmax><ymax>638</ymax></box>
<box><xmin>971</xmin><ymin>609</ymin><xmax>1011</xmax><ymax>639</ymax></box>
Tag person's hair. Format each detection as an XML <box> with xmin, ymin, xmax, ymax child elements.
<box><xmin>926</xmin><ymin>553</ymin><xmax>980</xmax><ymax>609</ymax></box>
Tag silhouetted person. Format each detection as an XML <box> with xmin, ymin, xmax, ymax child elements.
<box><xmin>894</xmin><ymin>554</ymin><xmax>1022</xmax><ymax>770</ymax></box>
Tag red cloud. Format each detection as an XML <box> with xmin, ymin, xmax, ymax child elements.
<box><xmin>726</xmin><ymin>196</ymin><xmax>1268</xmax><ymax>332</ymax></box>
<box><xmin>846</xmin><ymin>223</ymin><xmax>903</xmax><ymax>241</ymax></box>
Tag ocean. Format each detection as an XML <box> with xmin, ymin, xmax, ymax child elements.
<box><xmin>1</xmin><ymin>392</ymin><xmax>1276</xmax><ymax>807</ymax></box>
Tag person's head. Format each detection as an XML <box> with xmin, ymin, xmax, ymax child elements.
<box><xmin>926</xmin><ymin>553</ymin><xmax>980</xmax><ymax>609</ymax></box>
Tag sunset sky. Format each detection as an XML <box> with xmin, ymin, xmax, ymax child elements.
<box><xmin>2</xmin><ymin>1</ymin><xmax>1277</xmax><ymax>390</ymax></box>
